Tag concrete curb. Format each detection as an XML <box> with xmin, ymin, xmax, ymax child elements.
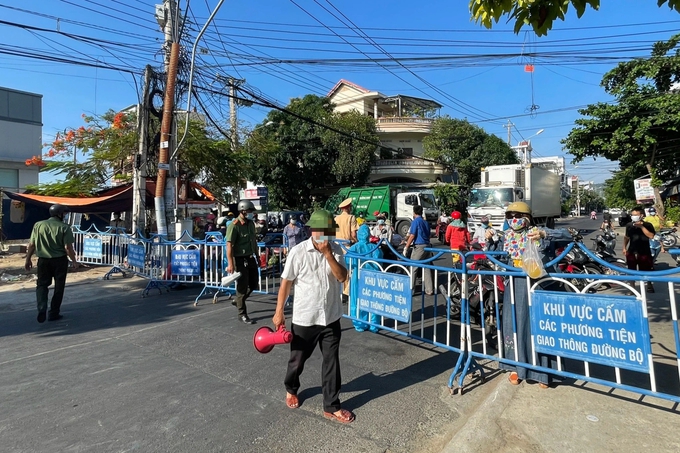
<box><xmin>441</xmin><ymin>374</ymin><xmax>518</xmax><ymax>453</ymax></box>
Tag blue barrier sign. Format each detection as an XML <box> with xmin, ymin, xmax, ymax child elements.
<box><xmin>530</xmin><ymin>291</ymin><xmax>651</xmax><ymax>373</ymax></box>
<box><xmin>356</xmin><ymin>269</ymin><xmax>412</xmax><ymax>322</ymax></box>
<box><xmin>83</xmin><ymin>238</ymin><xmax>102</xmax><ymax>259</ymax></box>
<box><xmin>171</xmin><ymin>250</ymin><xmax>200</xmax><ymax>276</ymax></box>
<box><xmin>127</xmin><ymin>245</ymin><xmax>145</xmax><ymax>268</ymax></box>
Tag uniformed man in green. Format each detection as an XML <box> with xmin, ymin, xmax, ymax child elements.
<box><xmin>25</xmin><ymin>204</ymin><xmax>79</xmax><ymax>323</ymax></box>
<box><xmin>226</xmin><ymin>200</ymin><xmax>259</xmax><ymax>324</ymax></box>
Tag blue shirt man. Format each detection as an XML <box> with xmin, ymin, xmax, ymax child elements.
<box><xmin>403</xmin><ymin>205</ymin><xmax>434</xmax><ymax>295</ymax></box>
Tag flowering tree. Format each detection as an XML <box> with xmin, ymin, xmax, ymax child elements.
<box><xmin>26</xmin><ymin>110</ymin><xmax>137</xmax><ymax>197</ymax></box>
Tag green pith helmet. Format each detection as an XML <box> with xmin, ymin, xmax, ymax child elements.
<box><xmin>506</xmin><ymin>201</ymin><xmax>532</xmax><ymax>215</ymax></box>
<box><xmin>306</xmin><ymin>209</ymin><xmax>339</xmax><ymax>230</ymax></box>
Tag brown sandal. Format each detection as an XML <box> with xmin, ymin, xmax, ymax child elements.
<box><xmin>323</xmin><ymin>409</ymin><xmax>355</xmax><ymax>424</ymax></box>
<box><xmin>286</xmin><ymin>393</ymin><xmax>299</xmax><ymax>409</ymax></box>
<box><xmin>508</xmin><ymin>372</ymin><xmax>520</xmax><ymax>385</ymax></box>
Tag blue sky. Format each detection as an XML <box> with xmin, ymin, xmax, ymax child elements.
<box><xmin>2</xmin><ymin>0</ymin><xmax>679</xmax><ymax>185</ymax></box>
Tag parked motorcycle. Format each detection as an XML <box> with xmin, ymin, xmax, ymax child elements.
<box><xmin>658</xmin><ymin>227</ymin><xmax>678</xmax><ymax>248</ymax></box>
<box><xmin>558</xmin><ymin>228</ymin><xmax>604</xmax><ymax>291</ymax></box>
<box><xmin>590</xmin><ymin>230</ymin><xmax>627</xmax><ymax>276</ymax></box>
<box><xmin>438</xmin><ymin>243</ymin><xmax>506</xmax><ymax>338</ymax></box>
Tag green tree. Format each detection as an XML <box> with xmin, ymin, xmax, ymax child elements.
<box><xmin>244</xmin><ymin>95</ymin><xmax>379</xmax><ymax>210</ymax></box>
<box><xmin>423</xmin><ymin>116</ymin><xmax>519</xmax><ymax>187</ymax></box>
<box><xmin>433</xmin><ymin>183</ymin><xmax>461</xmax><ymax>215</ymax></box>
<box><xmin>469</xmin><ymin>0</ymin><xmax>680</xmax><ymax>36</ymax></box>
<box><xmin>26</xmin><ymin>110</ymin><xmax>245</xmax><ymax>200</ymax></box>
<box><xmin>602</xmin><ymin>169</ymin><xmax>638</xmax><ymax>210</ymax></box>
<box><xmin>562</xmin><ymin>34</ymin><xmax>680</xmax><ymax>218</ymax></box>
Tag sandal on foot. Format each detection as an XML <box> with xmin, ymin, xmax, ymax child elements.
<box><xmin>508</xmin><ymin>372</ymin><xmax>520</xmax><ymax>385</ymax></box>
<box><xmin>285</xmin><ymin>393</ymin><xmax>299</xmax><ymax>409</ymax></box>
<box><xmin>538</xmin><ymin>382</ymin><xmax>549</xmax><ymax>389</ymax></box>
<box><xmin>323</xmin><ymin>409</ymin><xmax>355</xmax><ymax>424</ymax></box>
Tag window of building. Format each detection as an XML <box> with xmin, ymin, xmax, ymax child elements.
<box><xmin>0</xmin><ymin>169</ymin><xmax>19</xmax><ymax>188</ymax></box>
<box><xmin>401</xmin><ymin>147</ymin><xmax>413</xmax><ymax>156</ymax></box>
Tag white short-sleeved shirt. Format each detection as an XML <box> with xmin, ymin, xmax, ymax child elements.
<box><xmin>281</xmin><ymin>239</ymin><xmax>345</xmax><ymax>327</ymax></box>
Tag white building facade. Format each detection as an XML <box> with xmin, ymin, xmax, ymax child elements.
<box><xmin>327</xmin><ymin>79</ymin><xmax>452</xmax><ymax>184</ymax></box>
<box><xmin>0</xmin><ymin>87</ymin><xmax>42</xmax><ymax>192</ymax></box>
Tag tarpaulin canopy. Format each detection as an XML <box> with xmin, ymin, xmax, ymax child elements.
<box><xmin>4</xmin><ymin>181</ymin><xmax>217</xmax><ymax>214</ymax></box>
<box><xmin>4</xmin><ymin>185</ymin><xmax>136</xmax><ymax>213</ymax></box>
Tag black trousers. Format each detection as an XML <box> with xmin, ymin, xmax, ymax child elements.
<box><xmin>284</xmin><ymin>320</ymin><xmax>342</xmax><ymax>413</ymax></box>
<box><xmin>36</xmin><ymin>256</ymin><xmax>69</xmax><ymax>315</ymax></box>
<box><xmin>233</xmin><ymin>256</ymin><xmax>259</xmax><ymax>317</ymax></box>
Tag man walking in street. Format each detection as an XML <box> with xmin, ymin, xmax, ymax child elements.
<box><xmin>25</xmin><ymin>204</ymin><xmax>79</xmax><ymax>323</ymax></box>
<box><xmin>226</xmin><ymin>200</ymin><xmax>260</xmax><ymax>324</ymax></box>
<box><xmin>623</xmin><ymin>206</ymin><xmax>656</xmax><ymax>293</ymax></box>
<box><xmin>403</xmin><ymin>205</ymin><xmax>434</xmax><ymax>295</ymax></box>
<box><xmin>273</xmin><ymin>209</ymin><xmax>355</xmax><ymax>424</ymax></box>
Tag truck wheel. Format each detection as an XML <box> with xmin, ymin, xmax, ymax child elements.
<box><xmin>397</xmin><ymin>220</ymin><xmax>411</xmax><ymax>238</ymax></box>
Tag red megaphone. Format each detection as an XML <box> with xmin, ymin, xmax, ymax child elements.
<box><xmin>253</xmin><ymin>325</ymin><xmax>293</xmax><ymax>354</ymax></box>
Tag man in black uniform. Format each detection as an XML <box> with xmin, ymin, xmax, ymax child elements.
<box><xmin>623</xmin><ymin>206</ymin><xmax>655</xmax><ymax>293</ymax></box>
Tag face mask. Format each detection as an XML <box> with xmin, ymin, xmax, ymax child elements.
<box><xmin>509</xmin><ymin>217</ymin><xmax>529</xmax><ymax>231</ymax></box>
<box><xmin>631</xmin><ymin>215</ymin><xmax>641</xmax><ymax>222</ymax></box>
<box><xmin>246</xmin><ymin>213</ymin><xmax>254</xmax><ymax>220</ymax></box>
<box><xmin>481</xmin><ymin>223</ymin><xmax>489</xmax><ymax>229</ymax></box>
<box><xmin>314</xmin><ymin>235</ymin><xmax>334</xmax><ymax>243</ymax></box>
<box><xmin>290</xmin><ymin>219</ymin><xmax>296</xmax><ymax>224</ymax></box>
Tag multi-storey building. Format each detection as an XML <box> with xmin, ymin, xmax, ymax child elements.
<box><xmin>327</xmin><ymin>79</ymin><xmax>453</xmax><ymax>184</ymax></box>
<box><xmin>0</xmin><ymin>87</ymin><xmax>42</xmax><ymax>192</ymax></box>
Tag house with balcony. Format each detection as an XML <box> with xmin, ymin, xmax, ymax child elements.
<box><xmin>327</xmin><ymin>79</ymin><xmax>453</xmax><ymax>185</ymax></box>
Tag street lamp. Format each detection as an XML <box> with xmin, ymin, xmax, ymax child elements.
<box><xmin>515</xmin><ymin>128</ymin><xmax>545</xmax><ymax>164</ymax></box>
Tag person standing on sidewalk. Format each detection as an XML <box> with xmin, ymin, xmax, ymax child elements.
<box><xmin>403</xmin><ymin>205</ymin><xmax>433</xmax><ymax>295</ymax></box>
<box><xmin>623</xmin><ymin>206</ymin><xmax>656</xmax><ymax>293</ymax></box>
<box><xmin>226</xmin><ymin>200</ymin><xmax>260</xmax><ymax>324</ymax></box>
<box><xmin>273</xmin><ymin>209</ymin><xmax>355</xmax><ymax>424</ymax></box>
<box><xmin>24</xmin><ymin>204</ymin><xmax>79</xmax><ymax>323</ymax></box>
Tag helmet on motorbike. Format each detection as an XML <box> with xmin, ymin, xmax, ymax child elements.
<box><xmin>49</xmin><ymin>204</ymin><xmax>70</xmax><ymax>219</ymax></box>
<box><xmin>450</xmin><ymin>211</ymin><xmax>461</xmax><ymax>220</ymax></box>
<box><xmin>506</xmin><ymin>202</ymin><xmax>531</xmax><ymax>215</ymax></box>
<box><xmin>237</xmin><ymin>200</ymin><xmax>255</xmax><ymax>212</ymax></box>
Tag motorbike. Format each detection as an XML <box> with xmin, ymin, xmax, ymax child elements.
<box><xmin>590</xmin><ymin>230</ymin><xmax>627</xmax><ymax>276</ymax></box>
<box><xmin>658</xmin><ymin>227</ymin><xmax>678</xmax><ymax>247</ymax></box>
<box><xmin>435</xmin><ymin>220</ymin><xmax>449</xmax><ymax>245</ymax></box>
<box><xmin>438</xmin><ymin>243</ymin><xmax>506</xmax><ymax>338</ymax></box>
<box><xmin>558</xmin><ymin>228</ymin><xmax>604</xmax><ymax>292</ymax></box>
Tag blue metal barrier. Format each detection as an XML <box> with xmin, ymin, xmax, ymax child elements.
<box><xmin>345</xmin><ymin>239</ymin><xmax>680</xmax><ymax>402</ymax></box>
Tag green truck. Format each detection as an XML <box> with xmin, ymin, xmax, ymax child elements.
<box><xmin>325</xmin><ymin>185</ymin><xmax>439</xmax><ymax>238</ymax></box>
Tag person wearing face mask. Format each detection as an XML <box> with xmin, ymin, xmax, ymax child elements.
<box><xmin>500</xmin><ymin>202</ymin><xmax>572</xmax><ymax>389</ymax></box>
<box><xmin>347</xmin><ymin>224</ymin><xmax>382</xmax><ymax>333</ymax></box>
<box><xmin>283</xmin><ymin>215</ymin><xmax>307</xmax><ymax>253</ymax></box>
<box><xmin>273</xmin><ymin>209</ymin><xmax>355</xmax><ymax>424</ymax></box>
<box><xmin>226</xmin><ymin>200</ymin><xmax>260</xmax><ymax>324</ymax></box>
<box><xmin>25</xmin><ymin>204</ymin><xmax>79</xmax><ymax>323</ymax></box>
<box><xmin>623</xmin><ymin>206</ymin><xmax>656</xmax><ymax>292</ymax></box>
<box><xmin>472</xmin><ymin>215</ymin><xmax>498</xmax><ymax>250</ymax></box>
<box><xmin>445</xmin><ymin>211</ymin><xmax>470</xmax><ymax>265</ymax></box>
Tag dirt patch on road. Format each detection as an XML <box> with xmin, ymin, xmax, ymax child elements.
<box><xmin>0</xmin><ymin>250</ymin><xmax>110</xmax><ymax>292</ymax></box>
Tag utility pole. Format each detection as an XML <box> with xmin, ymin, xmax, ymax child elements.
<box><xmin>504</xmin><ymin>119</ymin><xmax>513</xmax><ymax>145</ymax></box>
<box><xmin>154</xmin><ymin>0</ymin><xmax>179</xmax><ymax>237</ymax></box>
<box><xmin>228</xmin><ymin>77</ymin><xmax>245</xmax><ymax>151</ymax></box>
<box><xmin>132</xmin><ymin>65</ymin><xmax>152</xmax><ymax>234</ymax></box>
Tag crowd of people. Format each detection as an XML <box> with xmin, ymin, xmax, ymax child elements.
<box><xmin>28</xmin><ymin>196</ymin><xmax>673</xmax><ymax>425</ymax></box>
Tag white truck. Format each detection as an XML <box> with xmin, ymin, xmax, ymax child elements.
<box><xmin>467</xmin><ymin>163</ymin><xmax>562</xmax><ymax>233</ymax></box>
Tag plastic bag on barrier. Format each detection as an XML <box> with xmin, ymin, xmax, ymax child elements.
<box><xmin>521</xmin><ymin>240</ymin><xmax>546</xmax><ymax>279</ymax></box>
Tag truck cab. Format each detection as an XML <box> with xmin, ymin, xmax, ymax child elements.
<box><xmin>466</xmin><ymin>184</ymin><xmax>518</xmax><ymax>233</ymax></box>
<box><xmin>394</xmin><ymin>190</ymin><xmax>438</xmax><ymax>238</ymax></box>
